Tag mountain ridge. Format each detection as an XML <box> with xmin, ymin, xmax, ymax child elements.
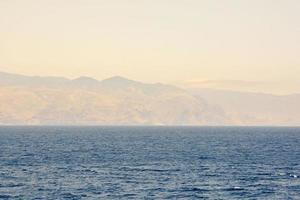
<box><xmin>0</xmin><ymin>71</ymin><xmax>299</xmax><ymax>125</ymax></box>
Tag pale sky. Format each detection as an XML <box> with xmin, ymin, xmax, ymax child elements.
<box><xmin>0</xmin><ymin>0</ymin><xmax>299</xmax><ymax>90</ymax></box>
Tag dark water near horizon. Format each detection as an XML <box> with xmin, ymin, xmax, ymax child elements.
<box><xmin>0</xmin><ymin>126</ymin><xmax>300</xmax><ymax>199</ymax></box>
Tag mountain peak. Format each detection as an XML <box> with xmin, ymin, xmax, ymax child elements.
<box><xmin>71</xmin><ymin>76</ymin><xmax>100</xmax><ymax>87</ymax></box>
<box><xmin>73</xmin><ymin>76</ymin><xmax>99</xmax><ymax>82</ymax></box>
<box><xmin>101</xmin><ymin>76</ymin><xmax>141</xmax><ymax>88</ymax></box>
<box><xmin>102</xmin><ymin>76</ymin><xmax>133</xmax><ymax>82</ymax></box>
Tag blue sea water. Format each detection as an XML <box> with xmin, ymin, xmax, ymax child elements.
<box><xmin>0</xmin><ymin>126</ymin><xmax>299</xmax><ymax>199</ymax></box>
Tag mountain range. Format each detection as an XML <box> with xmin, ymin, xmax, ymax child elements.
<box><xmin>0</xmin><ymin>71</ymin><xmax>299</xmax><ymax>126</ymax></box>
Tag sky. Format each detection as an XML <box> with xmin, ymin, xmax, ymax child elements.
<box><xmin>0</xmin><ymin>0</ymin><xmax>299</xmax><ymax>93</ymax></box>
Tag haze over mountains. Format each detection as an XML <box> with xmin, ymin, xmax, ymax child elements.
<box><xmin>176</xmin><ymin>79</ymin><xmax>300</xmax><ymax>95</ymax></box>
<box><xmin>0</xmin><ymin>71</ymin><xmax>299</xmax><ymax>126</ymax></box>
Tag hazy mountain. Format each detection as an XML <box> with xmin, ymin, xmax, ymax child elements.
<box><xmin>0</xmin><ymin>72</ymin><xmax>227</xmax><ymax>125</ymax></box>
<box><xmin>0</xmin><ymin>72</ymin><xmax>299</xmax><ymax>125</ymax></box>
<box><xmin>189</xmin><ymin>88</ymin><xmax>300</xmax><ymax>126</ymax></box>
<box><xmin>0</xmin><ymin>71</ymin><xmax>69</xmax><ymax>87</ymax></box>
<box><xmin>176</xmin><ymin>79</ymin><xmax>300</xmax><ymax>95</ymax></box>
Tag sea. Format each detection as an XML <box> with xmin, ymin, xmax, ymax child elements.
<box><xmin>0</xmin><ymin>126</ymin><xmax>299</xmax><ymax>199</ymax></box>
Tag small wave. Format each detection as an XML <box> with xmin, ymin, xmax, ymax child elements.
<box><xmin>118</xmin><ymin>166</ymin><xmax>180</xmax><ymax>172</ymax></box>
<box><xmin>0</xmin><ymin>183</ymin><xmax>25</xmax><ymax>188</ymax></box>
<box><xmin>61</xmin><ymin>192</ymin><xmax>82</xmax><ymax>199</ymax></box>
<box><xmin>224</xmin><ymin>186</ymin><xmax>244</xmax><ymax>191</ymax></box>
<box><xmin>22</xmin><ymin>153</ymin><xmax>35</xmax><ymax>157</ymax></box>
<box><xmin>180</xmin><ymin>187</ymin><xmax>210</xmax><ymax>192</ymax></box>
<box><xmin>0</xmin><ymin>194</ymin><xmax>15</xmax><ymax>199</ymax></box>
<box><xmin>289</xmin><ymin>174</ymin><xmax>298</xmax><ymax>178</ymax></box>
<box><xmin>198</xmin><ymin>156</ymin><xmax>214</xmax><ymax>160</ymax></box>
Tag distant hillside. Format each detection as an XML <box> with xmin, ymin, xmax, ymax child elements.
<box><xmin>0</xmin><ymin>71</ymin><xmax>299</xmax><ymax>125</ymax></box>
<box><xmin>189</xmin><ymin>88</ymin><xmax>300</xmax><ymax>126</ymax></box>
<box><xmin>0</xmin><ymin>72</ymin><xmax>227</xmax><ymax>125</ymax></box>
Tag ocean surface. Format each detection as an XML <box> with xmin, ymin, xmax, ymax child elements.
<box><xmin>0</xmin><ymin>126</ymin><xmax>299</xmax><ymax>199</ymax></box>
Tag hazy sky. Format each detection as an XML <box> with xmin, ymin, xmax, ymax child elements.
<box><xmin>0</xmin><ymin>0</ymin><xmax>299</xmax><ymax>86</ymax></box>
